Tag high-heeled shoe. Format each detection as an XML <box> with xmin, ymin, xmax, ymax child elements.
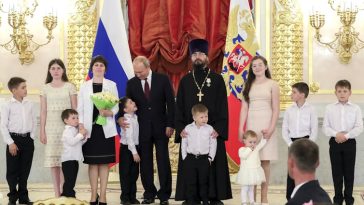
<box><xmin>98</xmin><ymin>202</ymin><xmax>107</xmax><ymax>205</ymax></box>
<box><xmin>89</xmin><ymin>194</ymin><xmax>99</xmax><ymax>205</ymax></box>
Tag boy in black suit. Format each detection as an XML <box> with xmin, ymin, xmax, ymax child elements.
<box><xmin>286</xmin><ymin>139</ymin><xmax>331</xmax><ymax>205</ymax></box>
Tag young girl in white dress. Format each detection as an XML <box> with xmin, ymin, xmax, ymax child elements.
<box><xmin>235</xmin><ymin>130</ymin><xmax>268</xmax><ymax>205</ymax></box>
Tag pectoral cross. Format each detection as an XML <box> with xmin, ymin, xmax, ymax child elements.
<box><xmin>197</xmin><ymin>91</ymin><xmax>204</xmax><ymax>102</ymax></box>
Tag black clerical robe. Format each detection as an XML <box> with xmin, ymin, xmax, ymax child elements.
<box><xmin>175</xmin><ymin>68</ymin><xmax>232</xmax><ymax>201</ymax></box>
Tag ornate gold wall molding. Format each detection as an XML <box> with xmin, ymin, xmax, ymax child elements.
<box><xmin>169</xmin><ymin>137</ymin><xmax>180</xmax><ymax>173</ymax></box>
<box><xmin>66</xmin><ymin>0</ymin><xmax>97</xmax><ymax>89</ymax></box>
<box><xmin>272</xmin><ymin>0</ymin><xmax>304</xmax><ymax>110</ymax></box>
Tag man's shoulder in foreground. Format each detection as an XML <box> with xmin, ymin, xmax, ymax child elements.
<box><xmin>286</xmin><ymin>180</ymin><xmax>332</xmax><ymax>205</ymax></box>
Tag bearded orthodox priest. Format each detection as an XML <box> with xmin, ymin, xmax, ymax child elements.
<box><xmin>175</xmin><ymin>39</ymin><xmax>232</xmax><ymax>205</ymax></box>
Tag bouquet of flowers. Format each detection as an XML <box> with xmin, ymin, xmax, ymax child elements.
<box><xmin>90</xmin><ymin>91</ymin><xmax>119</xmax><ymax>125</ymax></box>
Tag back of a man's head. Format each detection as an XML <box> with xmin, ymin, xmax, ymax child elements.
<box><xmin>289</xmin><ymin>138</ymin><xmax>319</xmax><ymax>173</ymax></box>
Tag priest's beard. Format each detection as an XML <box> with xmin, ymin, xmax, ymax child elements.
<box><xmin>192</xmin><ymin>59</ymin><xmax>208</xmax><ymax>71</ymax></box>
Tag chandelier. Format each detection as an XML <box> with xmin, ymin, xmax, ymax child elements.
<box><xmin>309</xmin><ymin>0</ymin><xmax>364</xmax><ymax>64</ymax></box>
<box><xmin>0</xmin><ymin>0</ymin><xmax>57</xmax><ymax>64</ymax></box>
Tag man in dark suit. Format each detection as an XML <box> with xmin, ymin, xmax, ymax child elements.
<box><xmin>286</xmin><ymin>139</ymin><xmax>332</xmax><ymax>205</ymax></box>
<box><xmin>118</xmin><ymin>56</ymin><xmax>175</xmax><ymax>205</ymax></box>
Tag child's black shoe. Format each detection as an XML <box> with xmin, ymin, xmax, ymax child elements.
<box><xmin>129</xmin><ymin>199</ymin><xmax>140</xmax><ymax>204</ymax></box>
<box><xmin>121</xmin><ymin>199</ymin><xmax>131</xmax><ymax>205</ymax></box>
<box><xmin>19</xmin><ymin>201</ymin><xmax>33</xmax><ymax>205</ymax></box>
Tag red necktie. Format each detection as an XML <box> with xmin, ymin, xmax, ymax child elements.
<box><xmin>144</xmin><ymin>78</ymin><xmax>150</xmax><ymax>99</ymax></box>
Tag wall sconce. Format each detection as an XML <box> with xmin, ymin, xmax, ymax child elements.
<box><xmin>309</xmin><ymin>0</ymin><xmax>364</xmax><ymax>64</ymax></box>
<box><xmin>0</xmin><ymin>0</ymin><xmax>57</xmax><ymax>65</ymax></box>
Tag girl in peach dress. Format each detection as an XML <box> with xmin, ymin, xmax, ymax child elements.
<box><xmin>238</xmin><ymin>56</ymin><xmax>280</xmax><ymax>205</ymax></box>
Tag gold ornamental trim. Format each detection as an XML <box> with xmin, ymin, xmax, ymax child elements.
<box><xmin>66</xmin><ymin>0</ymin><xmax>98</xmax><ymax>90</ymax></box>
<box><xmin>272</xmin><ymin>0</ymin><xmax>304</xmax><ymax>110</ymax></box>
<box><xmin>227</xmin><ymin>153</ymin><xmax>239</xmax><ymax>173</ymax></box>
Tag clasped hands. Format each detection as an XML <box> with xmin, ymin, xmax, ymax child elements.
<box><xmin>99</xmin><ymin>109</ymin><xmax>113</xmax><ymax>117</ymax></box>
<box><xmin>78</xmin><ymin>126</ymin><xmax>88</xmax><ymax>139</ymax></box>
<box><xmin>335</xmin><ymin>132</ymin><xmax>348</xmax><ymax>143</ymax></box>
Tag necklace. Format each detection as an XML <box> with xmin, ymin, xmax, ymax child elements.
<box><xmin>192</xmin><ymin>69</ymin><xmax>211</xmax><ymax>102</ymax></box>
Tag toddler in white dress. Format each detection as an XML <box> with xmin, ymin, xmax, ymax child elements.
<box><xmin>235</xmin><ymin>130</ymin><xmax>268</xmax><ymax>205</ymax></box>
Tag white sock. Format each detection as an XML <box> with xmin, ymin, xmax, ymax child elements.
<box><xmin>248</xmin><ymin>185</ymin><xmax>255</xmax><ymax>203</ymax></box>
<box><xmin>241</xmin><ymin>185</ymin><xmax>250</xmax><ymax>203</ymax></box>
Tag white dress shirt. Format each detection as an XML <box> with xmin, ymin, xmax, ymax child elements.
<box><xmin>181</xmin><ymin>122</ymin><xmax>217</xmax><ymax>161</ymax></box>
<box><xmin>141</xmin><ymin>71</ymin><xmax>152</xmax><ymax>90</ymax></box>
<box><xmin>282</xmin><ymin>102</ymin><xmax>318</xmax><ymax>146</ymax></box>
<box><xmin>323</xmin><ymin>101</ymin><xmax>363</xmax><ymax>139</ymax></box>
<box><xmin>1</xmin><ymin>97</ymin><xmax>36</xmax><ymax>145</ymax></box>
<box><xmin>61</xmin><ymin>125</ymin><xmax>86</xmax><ymax>162</ymax></box>
<box><xmin>120</xmin><ymin>113</ymin><xmax>139</xmax><ymax>155</ymax></box>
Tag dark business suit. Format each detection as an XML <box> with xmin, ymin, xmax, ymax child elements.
<box><xmin>124</xmin><ymin>72</ymin><xmax>175</xmax><ymax>201</ymax></box>
<box><xmin>286</xmin><ymin>180</ymin><xmax>332</xmax><ymax>205</ymax></box>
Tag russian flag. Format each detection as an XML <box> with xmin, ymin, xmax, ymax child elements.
<box><xmin>89</xmin><ymin>0</ymin><xmax>134</xmax><ymax>167</ymax></box>
<box><xmin>222</xmin><ymin>0</ymin><xmax>260</xmax><ymax>167</ymax></box>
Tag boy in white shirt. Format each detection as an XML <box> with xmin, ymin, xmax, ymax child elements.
<box><xmin>118</xmin><ymin>97</ymin><xmax>140</xmax><ymax>205</ymax></box>
<box><xmin>60</xmin><ymin>109</ymin><xmax>87</xmax><ymax>198</ymax></box>
<box><xmin>182</xmin><ymin>104</ymin><xmax>217</xmax><ymax>205</ymax></box>
<box><xmin>0</xmin><ymin>77</ymin><xmax>36</xmax><ymax>205</ymax></box>
<box><xmin>282</xmin><ymin>82</ymin><xmax>318</xmax><ymax>200</ymax></box>
<box><xmin>323</xmin><ymin>80</ymin><xmax>363</xmax><ymax>205</ymax></box>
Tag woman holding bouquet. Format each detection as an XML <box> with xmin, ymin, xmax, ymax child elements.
<box><xmin>78</xmin><ymin>55</ymin><xmax>119</xmax><ymax>205</ymax></box>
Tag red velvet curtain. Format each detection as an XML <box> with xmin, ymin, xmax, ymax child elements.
<box><xmin>128</xmin><ymin>0</ymin><xmax>229</xmax><ymax>91</ymax></box>
<box><xmin>128</xmin><ymin>0</ymin><xmax>253</xmax><ymax>92</ymax></box>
